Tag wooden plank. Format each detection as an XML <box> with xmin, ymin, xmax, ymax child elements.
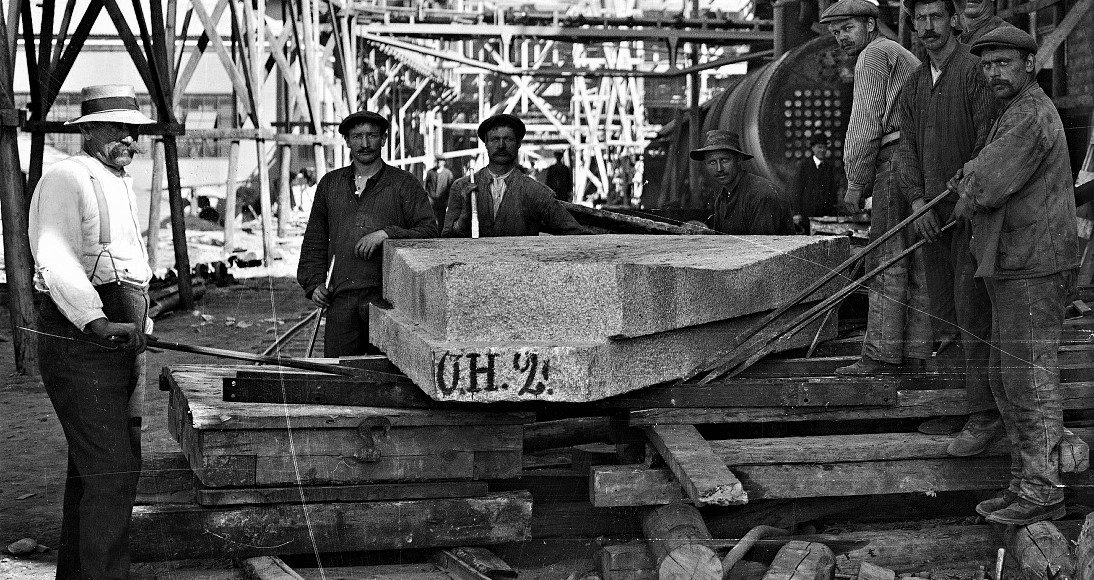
<box><xmin>252</xmin><ymin>452</ymin><xmax>476</xmax><ymax>486</ymax></box>
<box><xmin>1005</xmin><ymin>523</ymin><xmax>1075</xmax><ymax>580</ymax></box>
<box><xmin>241</xmin><ymin>556</ymin><xmax>303</xmax><ymax>580</ymax></box>
<box><xmin>294</xmin><ymin>565</ymin><xmax>453</xmax><ymax>580</ymax></box>
<box><xmin>642</xmin><ymin>503</ymin><xmax>722</xmax><ymax>580</ymax></box>
<box><xmin>603</xmin><ymin>376</ymin><xmax>898</xmax><ymax>408</ymax></box>
<box><xmin>761</xmin><ymin>541</ymin><xmax>834</xmax><ymax>580</ymax></box>
<box><xmin>196</xmin><ymin>481</ymin><xmax>490</xmax><ymax>506</ymax></box>
<box><xmin>130</xmin><ymin>491</ymin><xmax>532</xmax><ymax>562</ymax></box>
<box><xmin>630</xmin><ymin>382</ymin><xmax>1094</xmax><ymax>425</ymax></box>
<box><xmin>531</xmin><ymin>501</ymin><xmax>644</xmax><ymax>539</ymax></box>
<box><xmin>222</xmin><ymin>374</ymin><xmax>440</xmax><ymax>408</ymax></box>
<box><xmin>645</xmin><ymin>425</ymin><xmax>747</xmax><ymax>506</ymax></box>
<box><xmin>195</xmin><ymin>423</ymin><xmax>522</xmax><ymax>456</ymax></box>
<box><xmin>591</xmin><ymin>461</ymin><xmax>1094</xmax><ymax>506</ymax></box>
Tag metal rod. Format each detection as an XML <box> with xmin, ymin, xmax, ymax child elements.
<box><xmin>306</xmin><ymin>256</ymin><xmax>337</xmax><ymax>357</ymax></box>
<box><xmin>147</xmin><ymin>337</ymin><xmax>357</xmax><ymax>377</ymax></box>
<box><xmin>261</xmin><ymin>308</ymin><xmax>321</xmax><ymax>356</ymax></box>
<box><xmin>684</xmin><ymin>190</ymin><xmax>955</xmax><ymax>383</ymax></box>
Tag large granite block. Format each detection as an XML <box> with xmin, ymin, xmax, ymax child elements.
<box><xmin>370</xmin><ymin>304</ymin><xmax>837</xmax><ymax>403</ymax></box>
<box><xmin>382</xmin><ymin>235</ymin><xmax>850</xmax><ymax>342</ymax></box>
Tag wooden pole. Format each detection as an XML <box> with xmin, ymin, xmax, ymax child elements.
<box><xmin>223</xmin><ymin>139</ymin><xmax>240</xmax><ymax>255</ymax></box>
<box><xmin>277</xmin><ymin>143</ymin><xmax>291</xmax><ymax>237</ymax></box>
<box><xmin>162</xmin><ymin>134</ymin><xmax>193</xmax><ymax>308</ymax></box>
<box><xmin>146</xmin><ymin>139</ymin><xmax>165</xmax><ymax>270</ymax></box>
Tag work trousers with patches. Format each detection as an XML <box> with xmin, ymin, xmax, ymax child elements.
<box><xmin>324</xmin><ymin>287</ymin><xmax>384</xmax><ymax>357</ymax></box>
<box><xmin>921</xmin><ymin>214</ymin><xmax>995</xmax><ymax>413</ymax></box>
<box><xmin>862</xmin><ymin>144</ymin><xmax>933</xmax><ymax>364</ymax></box>
<box><xmin>38</xmin><ymin>283</ymin><xmax>147</xmax><ymax>580</ymax></box>
<box><xmin>986</xmin><ymin>272</ymin><xmax>1070</xmax><ymax>506</ymax></box>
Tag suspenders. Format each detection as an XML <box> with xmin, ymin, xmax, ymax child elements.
<box><xmin>70</xmin><ymin>157</ymin><xmax>112</xmax><ymax>247</ymax></box>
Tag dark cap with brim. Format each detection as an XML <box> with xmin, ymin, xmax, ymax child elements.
<box><xmin>690</xmin><ymin>130</ymin><xmax>754</xmax><ymax>161</ymax></box>
<box><xmin>338</xmin><ymin>111</ymin><xmax>390</xmax><ymax>136</ymax></box>
<box><xmin>477</xmin><ymin>114</ymin><xmax>526</xmax><ymax>141</ymax></box>
<box><xmin>820</xmin><ymin>0</ymin><xmax>880</xmax><ymax>22</ymax></box>
<box><xmin>970</xmin><ymin>25</ymin><xmax>1037</xmax><ymax>55</ymax></box>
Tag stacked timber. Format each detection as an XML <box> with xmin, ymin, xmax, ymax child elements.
<box><xmin>136</xmin><ymin>363</ymin><xmax>533</xmax><ymax>562</ymax></box>
<box><xmin>370</xmin><ymin>234</ymin><xmax>850</xmax><ymax>403</ymax></box>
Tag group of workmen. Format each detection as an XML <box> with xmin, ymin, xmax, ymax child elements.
<box><xmin>22</xmin><ymin>0</ymin><xmax>1077</xmax><ymax>572</ymax></box>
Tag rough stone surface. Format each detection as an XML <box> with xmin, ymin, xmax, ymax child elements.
<box><xmin>370</xmin><ymin>304</ymin><xmax>837</xmax><ymax>403</ymax></box>
<box><xmin>382</xmin><ymin>235</ymin><xmax>850</xmax><ymax>342</ymax></box>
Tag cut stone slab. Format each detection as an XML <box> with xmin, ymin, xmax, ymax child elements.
<box><xmin>369</xmin><ymin>304</ymin><xmax>837</xmax><ymax>403</ymax></box>
<box><xmin>382</xmin><ymin>234</ymin><xmax>850</xmax><ymax>342</ymax></box>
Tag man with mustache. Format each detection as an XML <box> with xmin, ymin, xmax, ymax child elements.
<box><xmin>28</xmin><ymin>84</ymin><xmax>155</xmax><ymax>578</ymax></box>
<box><xmin>896</xmin><ymin>0</ymin><xmax>999</xmax><ymax>452</ymax></box>
<box><xmin>442</xmin><ymin>114</ymin><xmax>588</xmax><ymax>237</ymax></box>
<box><xmin>821</xmin><ymin>0</ymin><xmax>930</xmax><ymax>376</ymax></box>
<box><xmin>691</xmin><ymin>129</ymin><xmax>794</xmax><ymax>235</ymax></box>
<box><xmin>951</xmin><ymin>26</ymin><xmax>1078</xmax><ymax>525</ymax></box>
<box><xmin>298</xmin><ymin>110</ymin><xmax>437</xmax><ymax>356</ymax></box>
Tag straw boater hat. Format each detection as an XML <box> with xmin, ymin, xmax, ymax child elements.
<box><xmin>65</xmin><ymin>85</ymin><xmax>155</xmax><ymax>125</ymax></box>
<box><xmin>689</xmin><ymin>130</ymin><xmax>754</xmax><ymax>161</ymax></box>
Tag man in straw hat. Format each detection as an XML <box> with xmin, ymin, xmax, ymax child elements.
<box><xmin>690</xmin><ymin>129</ymin><xmax>793</xmax><ymax>235</ymax></box>
<box><xmin>28</xmin><ymin>84</ymin><xmax>155</xmax><ymax>577</ymax></box>
<box><xmin>442</xmin><ymin>113</ymin><xmax>588</xmax><ymax>237</ymax></box>
<box><xmin>298</xmin><ymin>110</ymin><xmax>437</xmax><ymax>357</ymax></box>
<box><xmin>952</xmin><ymin>26</ymin><xmax>1078</xmax><ymax>525</ymax></box>
<box><xmin>821</xmin><ymin>0</ymin><xmax>933</xmax><ymax>376</ymax></box>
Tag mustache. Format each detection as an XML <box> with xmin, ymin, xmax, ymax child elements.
<box><xmin>990</xmin><ymin>80</ymin><xmax>1013</xmax><ymax>88</ymax></box>
<box><xmin>112</xmin><ymin>142</ymin><xmax>143</xmax><ymax>155</ymax></box>
<box><xmin>920</xmin><ymin>32</ymin><xmax>939</xmax><ymax>39</ymax></box>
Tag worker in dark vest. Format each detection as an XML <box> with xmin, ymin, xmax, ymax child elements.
<box><xmin>298</xmin><ymin>110</ymin><xmax>437</xmax><ymax>356</ymax></box>
<box><xmin>691</xmin><ymin>130</ymin><xmax>794</xmax><ymax>235</ymax></box>
<box><xmin>28</xmin><ymin>84</ymin><xmax>155</xmax><ymax>579</ymax></box>
<box><xmin>442</xmin><ymin>114</ymin><xmax>589</xmax><ymax>237</ymax></box>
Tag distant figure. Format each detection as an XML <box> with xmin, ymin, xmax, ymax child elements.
<box><xmin>691</xmin><ymin>130</ymin><xmax>794</xmax><ymax>235</ymax></box>
<box><xmin>424</xmin><ymin>158</ymin><xmax>455</xmax><ymax>226</ymax></box>
<box><xmin>790</xmin><ymin>136</ymin><xmax>842</xmax><ymax>233</ymax></box>
<box><xmin>544</xmin><ymin>151</ymin><xmax>574</xmax><ymax>202</ymax></box>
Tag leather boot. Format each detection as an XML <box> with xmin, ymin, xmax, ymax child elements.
<box><xmin>985</xmin><ymin>497</ymin><xmax>1065</xmax><ymax>525</ymax></box>
<box><xmin>946</xmin><ymin>411</ymin><xmax>1004</xmax><ymax>457</ymax></box>
<box><xmin>975</xmin><ymin>490</ymin><xmax>1019</xmax><ymax>517</ymax></box>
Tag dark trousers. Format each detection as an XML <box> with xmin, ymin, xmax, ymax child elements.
<box><xmin>38</xmin><ymin>284</ymin><xmax>147</xmax><ymax>579</ymax></box>
<box><xmin>986</xmin><ymin>272</ymin><xmax>1069</xmax><ymax>506</ymax></box>
<box><xmin>324</xmin><ymin>287</ymin><xmax>383</xmax><ymax>357</ymax></box>
<box><xmin>430</xmin><ymin>194</ymin><xmax>449</xmax><ymax>229</ymax></box>
<box><xmin>922</xmin><ymin>216</ymin><xmax>995</xmax><ymax>413</ymax></box>
<box><xmin>863</xmin><ymin>145</ymin><xmax>932</xmax><ymax>363</ymax></box>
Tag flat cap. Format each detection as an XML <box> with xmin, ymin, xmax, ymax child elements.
<box><xmin>819</xmin><ymin>0</ymin><xmax>879</xmax><ymax>22</ymax></box>
<box><xmin>970</xmin><ymin>25</ymin><xmax>1038</xmax><ymax>55</ymax></box>
<box><xmin>477</xmin><ymin>113</ymin><xmax>526</xmax><ymax>141</ymax></box>
<box><xmin>338</xmin><ymin>110</ymin><xmax>390</xmax><ymax>136</ymax></box>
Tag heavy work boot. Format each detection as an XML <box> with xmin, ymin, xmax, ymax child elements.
<box><xmin>834</xmin><ymin>355</ymin><xmax>903</xmax><ymax>376</ymax></box>
<box><xmin>985</xmin><ymin>498</ymin><xmax>1065</xmax><ymax>525</ymax></box>
<box><xmin>975</xmin><ymin>490</ymin><xmax>1019</xmax><ymax>517</ymax></box>
<box><xmin>946</xmin><ymin>411</ymin><xmax>1004</xmax><ymax>456</ymax></box>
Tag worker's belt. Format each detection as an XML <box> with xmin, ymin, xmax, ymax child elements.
<box><xmin>880</xmin><ymin>131</ymin><xmax>901</xmax><ymax>149</ymax></box>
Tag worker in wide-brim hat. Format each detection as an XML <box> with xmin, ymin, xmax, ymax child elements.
<box><xmin>298</xmin><ymin>109</ymin><xmax>437</xmax><ymax>357</ymax></box>
<box><xmin>440</xmin><ymin>113</ymin><xmax>588</xmax><ymax>237</ymax></box>
<box><xmin>28</xmin><ymin>84</ymin><xmax>155</xmax><ymax>578</ymax></box>
<box><xmin>690</xmin><ymin>129</ymin><xmax>792</xmax><ymax>235</ymax></box>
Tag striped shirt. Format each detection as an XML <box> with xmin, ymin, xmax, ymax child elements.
<box><xmin>844</xmin><ymin>36</ymin><xmax>921</xmax><ymax>192</ymax></box>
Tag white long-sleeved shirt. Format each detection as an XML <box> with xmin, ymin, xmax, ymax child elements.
<box><xmin>29</xmin><ymin>154</ymin><xmax>153</xmax><ymax>331</ymax></box>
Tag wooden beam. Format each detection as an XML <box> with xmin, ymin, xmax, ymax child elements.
<box><xmin>645</xmin><ymin>425</ymin><xmax>747</xmax><ymax>507</ymax></box>
<box><xmin>197</xmin><ymin>481</ymin><xmax>490</xmax><ymax>507</ymax></box>
<box><xmin>44</xmin><ymin>0</ymin><xmax>104</xmax><ymax>111</ymax></box>
<box><xmin>277</xmin><ymin>144</ymin><xmax>290</xmax><ymax>237</ymax></box>
<box><xmin>222</xmin><ymin>139</ymin><xmax>240</xmax><ymax>255</ymax></box>
<box><xmin>100</xmin><ymin>0</ymin><xmax>164</xmax><ymax>114</ymax></box>
<box><xmin>146</xmin><ymin>140</ymin><xmax>165</xmax><ymax>270</ymax></box>
<box><xmin>188</xmin><ymin>0</ymin><xmax>255</xmax><ymax>121</ymax></box>
<box><xmin>161</xmin><ymin>135</ymin><xmax>194</xmax><ymax>308</ymax></box>
<box><xmin>173</xmin><ymin>0</ymin><xmax>227</xmax><ymax>104</ymax></box>
<box><xmin>1035</xmin><ymin>0</ymin><xmax>1093</xmax><ymax>70</ymax></box>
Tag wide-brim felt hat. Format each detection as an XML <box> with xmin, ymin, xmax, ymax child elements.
<box><xmin>477</xmin><ymin>114</ymin><xmax>526</xmax><ymax>141</ymax></box>
<box><xmin>338</xmin><ymin>110</ymin><xmax>391</xmax><ymax>136</ymax></box>
<box><xmin>690</xmin><ymin>130</ymin><xmax>754</xmax><ymax>161</ymax></box>
<box><xmin>970</xmin><ymin>25</ymin><xmax>1038</xmax><ymax>55</ymax></box>
<box><xmin>820</xmin><ymin>0</ymin><xmax>880</xmax><ymax>22</ymax></box>
<box><xmin>65</xmin><ymin>84</ymin><xmax>155</xmax><ymax>125</ymax></box>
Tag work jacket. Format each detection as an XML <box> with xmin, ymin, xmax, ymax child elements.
<box><xmin>710</xmin><ymin>171</ymin><xmax>794</xmax><ymax>235</ymax></box>
<box><xmin>441</xmin><ymin>168</ymin><xmax>589</xmax><ymax>237</ymax></box>
<box><xmin>298</xmin><ymin>163</ymin><xmax>437</xmax><ymax>298</ymax></box>
<box><xmin>960</xmin><ymin>81</ymin><xmax>1078</xmax><ymax>279</ymax></box>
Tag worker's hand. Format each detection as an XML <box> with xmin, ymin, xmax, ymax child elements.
<box><xmin>911</xmin><ymin>198</ymin><xmax>941</xmax><ymax>242</ymax></box>
<box><xmin>946</xmin><ymin>168</ymin><xmax>965</xmax><ymax>196</ymax></box>
<box><xmin>310</xmin><ymin>285</ymin><xmax>331</xmax><ymax>308</ymax></box>
<box><xmin>843</xmin><ymin>186</ymin><xmax>864</xmax><ymax>213</ymax></box>
<box><xmin>355</xmin><ymin>229</ymin><xmax>390</xmax><ymax>259</ymax></box>
<box><xmin>86</xmin><ymin>318</ymin><xmax>147</xmax><ymax>353</ymax></box>
<box><xmin>792</xmin><ymin>214</ymin><xmax>803</xmax><ymax>225</ymax></box>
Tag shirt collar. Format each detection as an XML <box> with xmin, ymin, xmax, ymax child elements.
<box><xmin>721</xmin><ymin>171</ymin><xmax>745</xmax><ymax>197</ymax></box>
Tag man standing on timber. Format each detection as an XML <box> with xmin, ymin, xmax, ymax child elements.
<box><xmin>442</xmin><ymin>114</ymin><xmax>589</xmax><ymax>237</ymax></box>
<box><xmin>957</xmin><ymin>27</ymin><xmax>1078</xmax><ymax>525</ymax></box>
<box><xmin>29</xmin><ymin>84</ymin><xmax>155</xmax><ymax>578</ymax></box>
<box><xmin>822</xmin><ymin>0</ymin><xmax>931</xmax><ymax>375</ymax></box>
<box><xmin>897</xmin><ymin>0</ymin><xmax>1000</xmax><ymax>453</ymax></box>
<box><xmin>692</xmin><ymin>130</ymin><xmax>794</xmax><ymax>235</ymax></box>
<box><xmin>298</xmin><ymin>111</ymin><xmax>437</xmax><ymax>356</ymax></box>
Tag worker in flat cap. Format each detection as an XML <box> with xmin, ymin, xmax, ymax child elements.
<box><xmin>822</xmin><ymin>0</ymin><xmax>932</xmax><ymax>377</ymax></box>
<box><xmin>691</xmin><ymin>130</ymin><xmax>793</xmax><ymax>235</ymax></box>
<box><xmin>28</xmin><ymin>83</ymin><xmax>155</xmax><ymax>578</ymax></box>
<box><xmin>949</xmin><ymin>27</ymin><xmax>1078</xmax><ymax>526</ymax></box>
<box><xmin>442</xmin><ymin>113</ymin><xmax>589</xmax><ymax>237</ymax></box>
<box><xmin>298</xmin><ymin>110</ymin><xmax>437</xmax><ymax>356</ymax></box>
